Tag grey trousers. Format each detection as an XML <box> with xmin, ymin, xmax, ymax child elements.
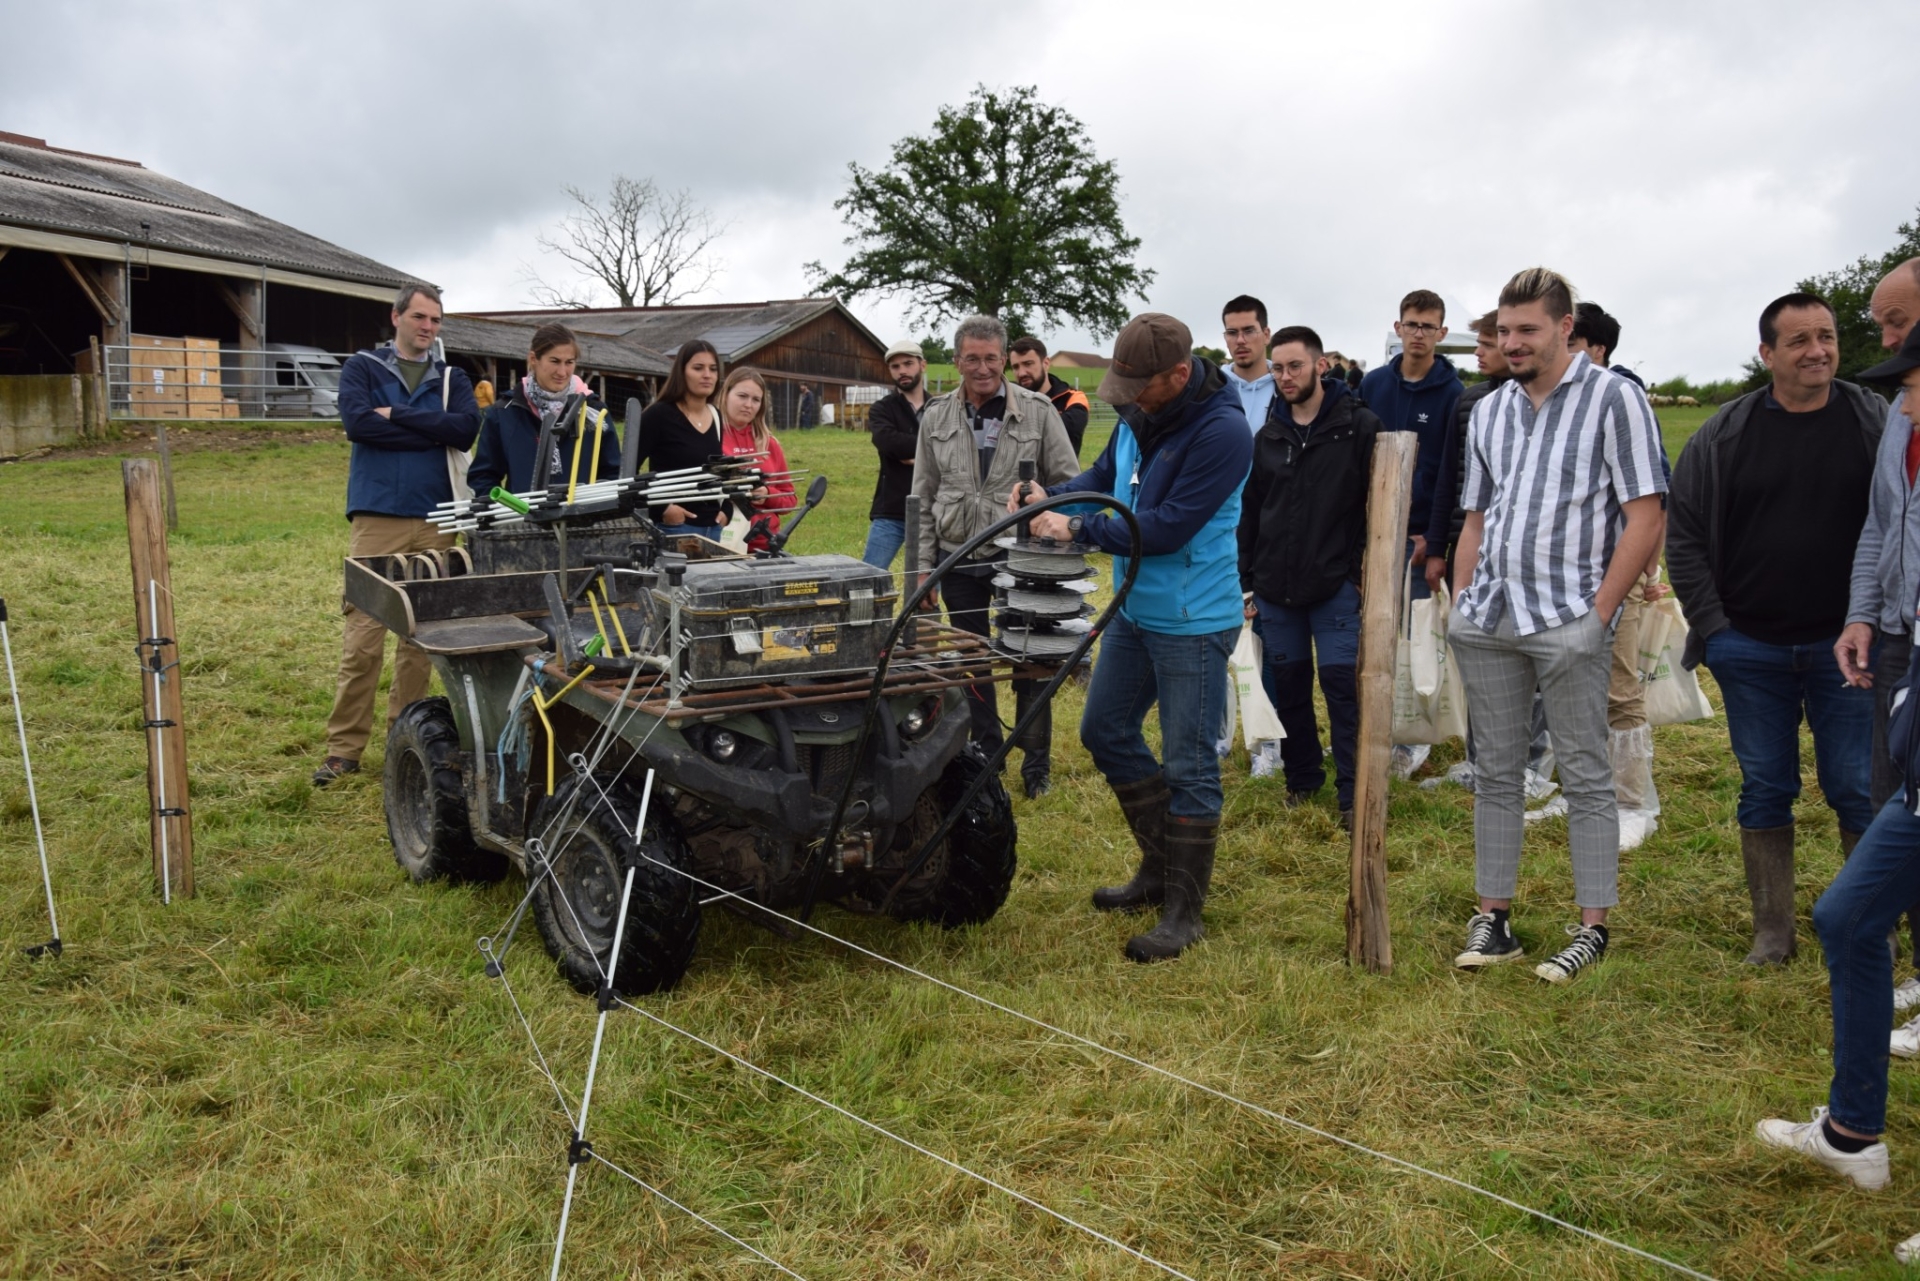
<box><xmin>1450</xmin><ymin>604</ymin><xmax>1619</xmax><ymax>909</ymax></box>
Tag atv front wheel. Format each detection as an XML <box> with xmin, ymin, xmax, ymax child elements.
<box><xmin>882</xmin><ymin>745</ymin><xmax>1018</xmax><ymax>928</ymax></box>
<box><xmin>384</xmin><ymin>697</ymin><xmax>506</xmax><ymax>884</ymax></box>
<box><xmin>528</xmin><ymin>775</ymin><xmax>701</xmax><ymax>997</ymax></box>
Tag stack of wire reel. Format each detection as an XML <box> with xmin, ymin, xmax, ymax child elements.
<box><xmin>990</xmin><ymin>532</ymin><xmax>1096</xmax><ymax>662</ymax></box>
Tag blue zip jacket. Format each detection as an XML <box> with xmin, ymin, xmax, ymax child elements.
<box><xmin>1359</xmin><ymin>351</ymin><xmax>1463</xmax><ymax>539</ymax></box>
<box><xmin>469</xmin><ymin>385</ymin><xmax>624</xmax><ymax>497</ymax></box>
<box><xmin>337</xmin><ymin>343</ymin><xmax>480</xmax><ymax>519</ymax></box>
<box><xmin>1047</xmin><ymin>358</ymin><xmax>1252</xmax><ymax>635</ymax></box>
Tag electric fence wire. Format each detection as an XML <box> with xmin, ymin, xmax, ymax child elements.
<box><xmin>583</xmin><ymin>1150</ymin><xmax>812</xmax><ymax>1281</ymax></box>
<box><xmin>608</xmin><ymin>857</ymin><xmax>1720</xmax><ymax>1281</ymax></box>
<box><xmin>611</xmin><ymin>993</ymin><xmax>1197</xmax><ymax>1281</ymax></box>
<box><xmin>0</xmin><ymin>598</ymin><xmax>60</xmax><ymax>955</ymax></box>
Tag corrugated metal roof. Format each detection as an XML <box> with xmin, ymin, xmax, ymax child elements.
<box><xmin>438</xmin><ymin>315</ymin><xmax>671</xmax><ymax>376</ymax></box>
<box><xmin>465</xmin><ymin>297</ymin><xmax>884</xmax><ymax>362</ymax></box>
<box><xmin>0</xmin><ymin>132</ymin><xmax>419</xmax><ymax>288</ymax></box>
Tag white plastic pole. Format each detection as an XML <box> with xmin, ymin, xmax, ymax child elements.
<box><xmin>0</xmin><ymin>602</ymin><xmax>60</xmax><ymax>949</ymax></box>
<box><xmin>548</xmin><ymin>864</ymin><xmax>637</xmax><ymax>1281</ymax></box>
<box><xmin>147</xmin><ymin>579</ymin><xmax>170</xmax><ymax>905</ymax></box>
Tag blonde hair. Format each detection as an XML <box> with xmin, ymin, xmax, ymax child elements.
<box><xmin>721</xmin><ymin>367</ymin><xmax>773</xmax><ymax>449</ymax></box>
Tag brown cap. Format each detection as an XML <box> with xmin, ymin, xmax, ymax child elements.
<box><xmin>1097</xmin><ymin>313</ymin><xmax>1192</xmax><ymax>405</ymax></box>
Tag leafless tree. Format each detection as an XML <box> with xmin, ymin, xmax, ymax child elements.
<box><xmin>525</xmin><ymin>176</ymin><xmax>727</xmax><ymax>309</ymax></box>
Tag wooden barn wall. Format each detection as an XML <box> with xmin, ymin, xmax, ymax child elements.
<box><xmin>733</xmin><ymin>311</ymin><xmax>887</xmax><ymax>388</ymax></box>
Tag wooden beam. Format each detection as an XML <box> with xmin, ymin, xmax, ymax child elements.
<box><xmin>124</xmin><ymin>459</ymin><xmax>194</xmax><ymax>900</ymax></box>
<box><xmin>1346</xmin><ymin>431</ymin><xmax>1417</xmax><ymax>974</ymax></box>
<box><xmin>56</xmin><ymin>251</ymin><xmax>118</xmax><ymax>323</ymax></box>
<box><xmin>215</xmin><ymin>282</ymin><xmax>263</xmax><ymax>342</ymax></box>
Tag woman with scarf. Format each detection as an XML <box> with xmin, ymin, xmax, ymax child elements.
<box><xmin>635</xmin><ymin>340</ymin><xmax>728</xmax><ymax>540</ymax></box>
<box><xmin>718</xmin><ymin>367</ymin><xmax>795</xmax><ymax>552</ymax></box>
<box><xmin>468</xmin><ymin>322</ymin><xmax>622</xmax><ymax>499</ymax></box>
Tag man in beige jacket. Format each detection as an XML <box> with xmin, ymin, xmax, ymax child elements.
<box><xmin>913</xmin><ymin>314</ymin><xmax>1080</xmax><ymax>797</ymax></box>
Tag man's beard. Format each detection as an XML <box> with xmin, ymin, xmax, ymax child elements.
<box><xmin>1015</xmin><ymin>372</ymin><xmax>1046</xmax><ymax>392</ymax></box>
<box><xmin>893</xmin><ymin>373</ymin><xmax>922</xmax><ymax>393</ymax></box>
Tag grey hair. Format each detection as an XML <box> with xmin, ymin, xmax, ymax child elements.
<box><xmin>953</xmin><ymin>314</ymin><xmax>1008</xmax><ymax>356</ymax></box>
<box><xmin>393</xmin><ymin>281</ymin><xmax>443</xmax><ymax>314</ymax></box>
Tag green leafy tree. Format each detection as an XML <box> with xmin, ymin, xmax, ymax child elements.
<box><xmin>918</xmin><ymin>335</ymin><xmax>953</xmax><ymax>364</ymax></box>
<box><xmin>807</xmin><ymin>85</ymin><xmax>1154</xmax><ymax>339</ymax></box>
<box><xmin>1744</xmin><ymin>203</ymin><xmax>1920</xmax><ymax>388</ymax></box>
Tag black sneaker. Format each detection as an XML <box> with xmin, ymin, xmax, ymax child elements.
<box><xmin>311</xmin><ymin>756</ymin><xmax>360</xmax><ymax>788</ymax></box>
<box><xmin>1455</xmin><ymin>911</ymin><xmax>1525</xmax><ymax>968</ymax></box>
<box><xmin>1023</xmin><ymin>775</ymin><xmax>1052</xmax><ymax>800</ymax></box>
<box><xmin>1534</xmin><ymin>923</ymin><xmax>1608</xmax><ymax>984</ymax></box>
<box><xmin>1284</xmin><ymin>790</ymin><xmax>1317</xmax><ymax>808</ymax></box>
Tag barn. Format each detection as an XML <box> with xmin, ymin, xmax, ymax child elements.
<box><xmin>463</xmin><ymin>297</ymin><xmax>892</xmax><ymax>429</ymax></box>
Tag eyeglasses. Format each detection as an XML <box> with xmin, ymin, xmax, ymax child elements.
<box><xmin>1398</xmin><ymin>321</ymin><xmax>1442</xmax><ymax>336</ymax></box>
<box><xmin>956</xmin><ymin>354</ymin><xmax>1003</xmax><ymax>370</ymax></box>
<box><xmin>1223</xmin><ymin>326</ymin><xmax>1265</xmax><ymax>342</ymax></box>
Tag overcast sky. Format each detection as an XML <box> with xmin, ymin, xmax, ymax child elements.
<box><xmin>6</xmin><ymin>0</ymin><xmax>1916</xmax><ymax>382</ymax></box>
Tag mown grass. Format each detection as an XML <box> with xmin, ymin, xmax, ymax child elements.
<box><xmin>4</xmin><ymin>407</ymin><xmax>1916</xmax><ymax>1278</ymax></box>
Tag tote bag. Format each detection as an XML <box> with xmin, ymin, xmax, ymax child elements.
<box><xmin>1638</xmin><ymin>596</ymin><xmax>1714</xmax><ymax>725</ymax></box>
<box><xmin>1392</xmin><ymin>569</ymin><xmax>1468</xmax><ymax>745</ymax></box>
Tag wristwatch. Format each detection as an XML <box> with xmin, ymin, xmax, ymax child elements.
<box><xmin>1066</xmin><ymin>515</ymin><xmax>1085</xmax><ymax>540</ymax></box>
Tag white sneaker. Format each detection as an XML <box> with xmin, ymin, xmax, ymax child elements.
<box><xmin>1894</xmin><ymin>1015</ymin><xmax>1920</xmax><ymax>1059</ymax></box>
<box><xmin>1754</xmin><ymin>1107</ymin><xmax>1890</xmax><ymax>1190</ymax></box>
<box><xmin>1389</xmin><ymin>743</ymin><xmax>1430</xmax><ymax>780</ymax></box>
<box><xmin>1896</xmin><ymin>977</ymin><xmax>1920</xmax><ymax>1013</ymax></box>
<box><xmin>1524</xmin><ymin>795</ymin><xmax>1569</xmax><ymax>825</ymax></box>
<box><xmin>1618</xmin><ymin>810</ymin><xmax>1657</xmax><ymax>851</ymax></box>
<box><xmin>1524</xmin><ymin>768</ymin><xmax>1559</xmax><ymax>802</ymax></box>
<box><xmin>1896</xmin><ymin>1230</ymin><xmax>1920</xmax><ymax>1264</ymax></box>
<box><xmin>1249</xmin><ymin>740</ymin><xmax>1282</xmax><ymax>779</ymax></box>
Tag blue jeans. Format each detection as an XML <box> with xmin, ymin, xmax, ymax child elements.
<box><xmin>1814</xmin><ymin>798</ymin><xmax>1920</xmax><ymax>1134</ymax></box>
<box><xmin>1255</xmin><ymin>584</ymin><xmax>1361</xmax><ymax>807</ymax></box>
<box><xmin>665</xmin><ymin>523</ymin><xmax>725</xmax><ymax>543</ymax></box>
<box><xmin>1081</xmin><ymin>612</ymin><xmax>1237</xmax><ymax>820</ymax></box>
<box><xmin>862</xmin><ymin>517</ymin><xmax>906</xmax><ymax>569</ymax></box>
<box><xmin>1703</xmin><ymin>627</ymin><xmax>1875</xmax><ymax>834</ymax></box>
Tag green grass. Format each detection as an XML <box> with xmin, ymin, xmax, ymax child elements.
<box><xmin>1</xmin><ymin>410</ymin><xmax>1910</xmax><ymax>1278</ymax></box>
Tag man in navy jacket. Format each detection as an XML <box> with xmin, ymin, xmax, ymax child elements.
<box><xmin>1012</xmin><ymin>313</ymin><xmax>1252</xmax><ymax>962</ymax></box>
<box><xmin>1359</xmin><ymin>288</ymin><xmax>1465</xmax><ymax>584</ymax></box>
<box><xmin>314</xmin><ymin>283</ymin><xmax>479</xmax><ymax>786</ymax></box>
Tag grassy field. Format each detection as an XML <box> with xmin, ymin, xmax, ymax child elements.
<box><xmin>8</xmin><ymin>406</ymin><xmax>1920</xmax><ymax>1278</ymax></box>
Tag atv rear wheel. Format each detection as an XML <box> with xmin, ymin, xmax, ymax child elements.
<box><xmin>881</xmin><ymin>745</ymin><xmax>1018</xmax><ymax>928</ymax></box>
<box><xmin>384</xmin><ymin>697</ymin><xmax>506</xmax><ymax>884</ymax></box>
<box><xmin>528</xmin><ymin>775</ymin><xmax>701</xmax><ymax>997</ymax></box>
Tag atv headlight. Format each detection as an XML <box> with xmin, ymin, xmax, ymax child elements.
<box><xmin>708</xmin><ymin>730</ymin><xmax>738</xmax><ymax>761</ymax></box>
<box><xmin>902</xmin><ymin>702</ymin><xmax>929</xmax><ymax>736</ymax></box>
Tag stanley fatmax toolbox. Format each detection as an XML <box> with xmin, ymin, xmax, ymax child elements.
<box><xmin>657</xmin><ymin>553</ymin><xmax>900</xmax><ymax>687</ymax></box>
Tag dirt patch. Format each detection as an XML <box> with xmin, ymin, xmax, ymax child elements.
<box><xmin>5</xmin><ymin>424</ymin><xmax>344</xmax><ymax>463</ymax></box>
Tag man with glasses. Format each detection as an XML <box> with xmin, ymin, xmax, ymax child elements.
<box><xmin>313</xmin><ymin>283</ymin><xmax>480</xmax><ymax>787</ymax></box>
<box><xmin>912</xmin><ymin>314</ymin><xmax>1079</xmax><ymax>798</ymax></box>
<box><xmin>1360</xmin><ymin>289</ymin><xmax>1465</xmax><ymax>582</ymax></box>
<box><xmin>1221</xmin><ymin>295</ymin><xmax>1275</xmax><ymax>433</ymax></box>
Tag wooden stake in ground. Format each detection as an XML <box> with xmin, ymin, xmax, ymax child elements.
<box><xmin>1346</xmin><ymin>432</ymin><xmax>1417</xmax><ymax>974</ymax></box>
<box><xmin>124</xmin><ymin>459</ymin><xmax>193</xmax><ymax>900</ymax></box>
<box><xmin>155</xmin><ymin>422</ymin><xmax>178</xmax><ymax>532</ymax></box>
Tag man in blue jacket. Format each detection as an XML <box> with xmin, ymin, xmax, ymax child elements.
<box><xmin>1360</xmin><ymin>289</ymin><xmax>1465</xmax><ymax>583</ymax></box>
<box><xmin>314</xmin><ymin>283</ymin><xmax>480</xmax><ymax>786</ymax></box>
<box><xmin>1011</xmin><ymin>313</ymin><xmax>1253</xmax><ymax>962</ymax></box>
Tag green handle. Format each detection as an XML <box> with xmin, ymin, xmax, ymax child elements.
<box><xmin>582</xmin><ymin>634</ymin><xmax>606</xmax><ymax>658</ymax></box>
<box><xmin>490</xmin><ymin>486</ymin><xmax>530</xmax><ymax>514</ymax></box>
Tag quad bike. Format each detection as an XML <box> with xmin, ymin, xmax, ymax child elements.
<box><xmin>349</xmin><ymin>399</ymin><xmax>1136</xmax><ymax>997</ymax></box>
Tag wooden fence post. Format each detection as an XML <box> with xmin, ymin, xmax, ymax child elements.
<box><xmin>1346</xmin><ymin>432</ymin><xmax>1417</xmax><ymax>974</ymax></box>
<box><xmin>124</xmin><ymin>459</ymin><xmax>193</xmax><ymax>900</ymax></box>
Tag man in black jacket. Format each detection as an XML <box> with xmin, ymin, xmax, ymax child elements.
<box><xmin>1009</xmin><ymin>336</ymin><xmax>1091</xmax><ymax>458</ymax></box>
<box><xmin>862</xmin><ymin>340</ymin><xmax>927</xmax><ymax>569</ymax></box>
<box><xmin>1239</xmin><ymin>326</ymin><xmax>1380</xmax><ymax>827</ymax></box>
<box><xmin>1669</xmin><ymin>292</ymin><xmax>1888</xmax><ymax>964</ymax></box>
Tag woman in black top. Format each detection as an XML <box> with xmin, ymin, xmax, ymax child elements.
<box><xmin>468</xmin><ymin>322</ymin><xmax>622</xmax><ymax>497</ymax></box>
<box><xmin>635</xmin><ymin>340</ymin><xmax>726</xmax><ymax>538</ymax></box>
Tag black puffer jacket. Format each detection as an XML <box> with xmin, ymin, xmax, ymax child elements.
<box><xmin>1424</xmin><ymin>374</ymin><xmax>1509</xmax><ymax>557</ymax></box>
<box><xmin>1238</xmin><ymin>378</ymin><xmax>1381</xmax><ymax>607</ymax></box>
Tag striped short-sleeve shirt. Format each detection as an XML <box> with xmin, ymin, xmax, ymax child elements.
<box><xmin>1459</xmin><ymin>352</ymin><xmax>1667</xmax><ymax>636</ymax></box>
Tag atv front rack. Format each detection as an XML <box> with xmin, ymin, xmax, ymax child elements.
<box><xmin>559</xmin><ymin>620</ymin><xmax>1062</xmax><ymax>721</ymax></box>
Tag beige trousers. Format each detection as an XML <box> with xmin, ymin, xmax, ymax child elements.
<box><xmin>1607</xmin><ymin>576</ymin><xmax>1650</xmax><ymax>730</ymax></box>
<box><xmin>323</xmin><ymin>515</ymin><xmax>456</xmax><ymax>761</ymax></box>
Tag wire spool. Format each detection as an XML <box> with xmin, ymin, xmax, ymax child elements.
<box><xmin>995</xmin><ymin>617</ymin><xmax>1092</xmax><ymax>660</ymax></box>
<box><xmin>992</xmin><ymin>535</ymin><xmax>1089</xmax><ymax>580</ymax></box>
<box><xmin>1001</xmin><ymin>584</ymin><xmax>1093</xmax><ymax>620</ymax></box>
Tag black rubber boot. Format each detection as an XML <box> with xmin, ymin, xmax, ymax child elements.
<box><xmin>1091</xmin><ymin>773</ymin><xmax>1170</xmax><ymax>912</ymax></box>
<box><xmin>1741</xmin><ymin>822</ymin><xmax>1797</xmax><ymax>965</ymax></box>
<box><xmin>1016</xmin><ymin>679</ymin><xmax>1052</xmax><ymax>798</ymax></box>
<box><xmin>1125</xmin><ymin>816</ymin><xmax>1217</xmax><ymax>962</ymax></box>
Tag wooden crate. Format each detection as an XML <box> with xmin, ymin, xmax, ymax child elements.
<box><xmin>184</xmin><ymin>336</ymin><xmax>222</xmax><ymax>420</ymax></box>
<box><xmin>128</xmin><ymin>335</ymin><xmax>186</xmax><ymax>418</ymax></box>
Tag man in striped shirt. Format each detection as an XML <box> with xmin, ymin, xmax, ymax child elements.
<box><xmin>1449</xmin><ymin>268</ymin><xmax>1669</xmax><ymax>984</ymax></box>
